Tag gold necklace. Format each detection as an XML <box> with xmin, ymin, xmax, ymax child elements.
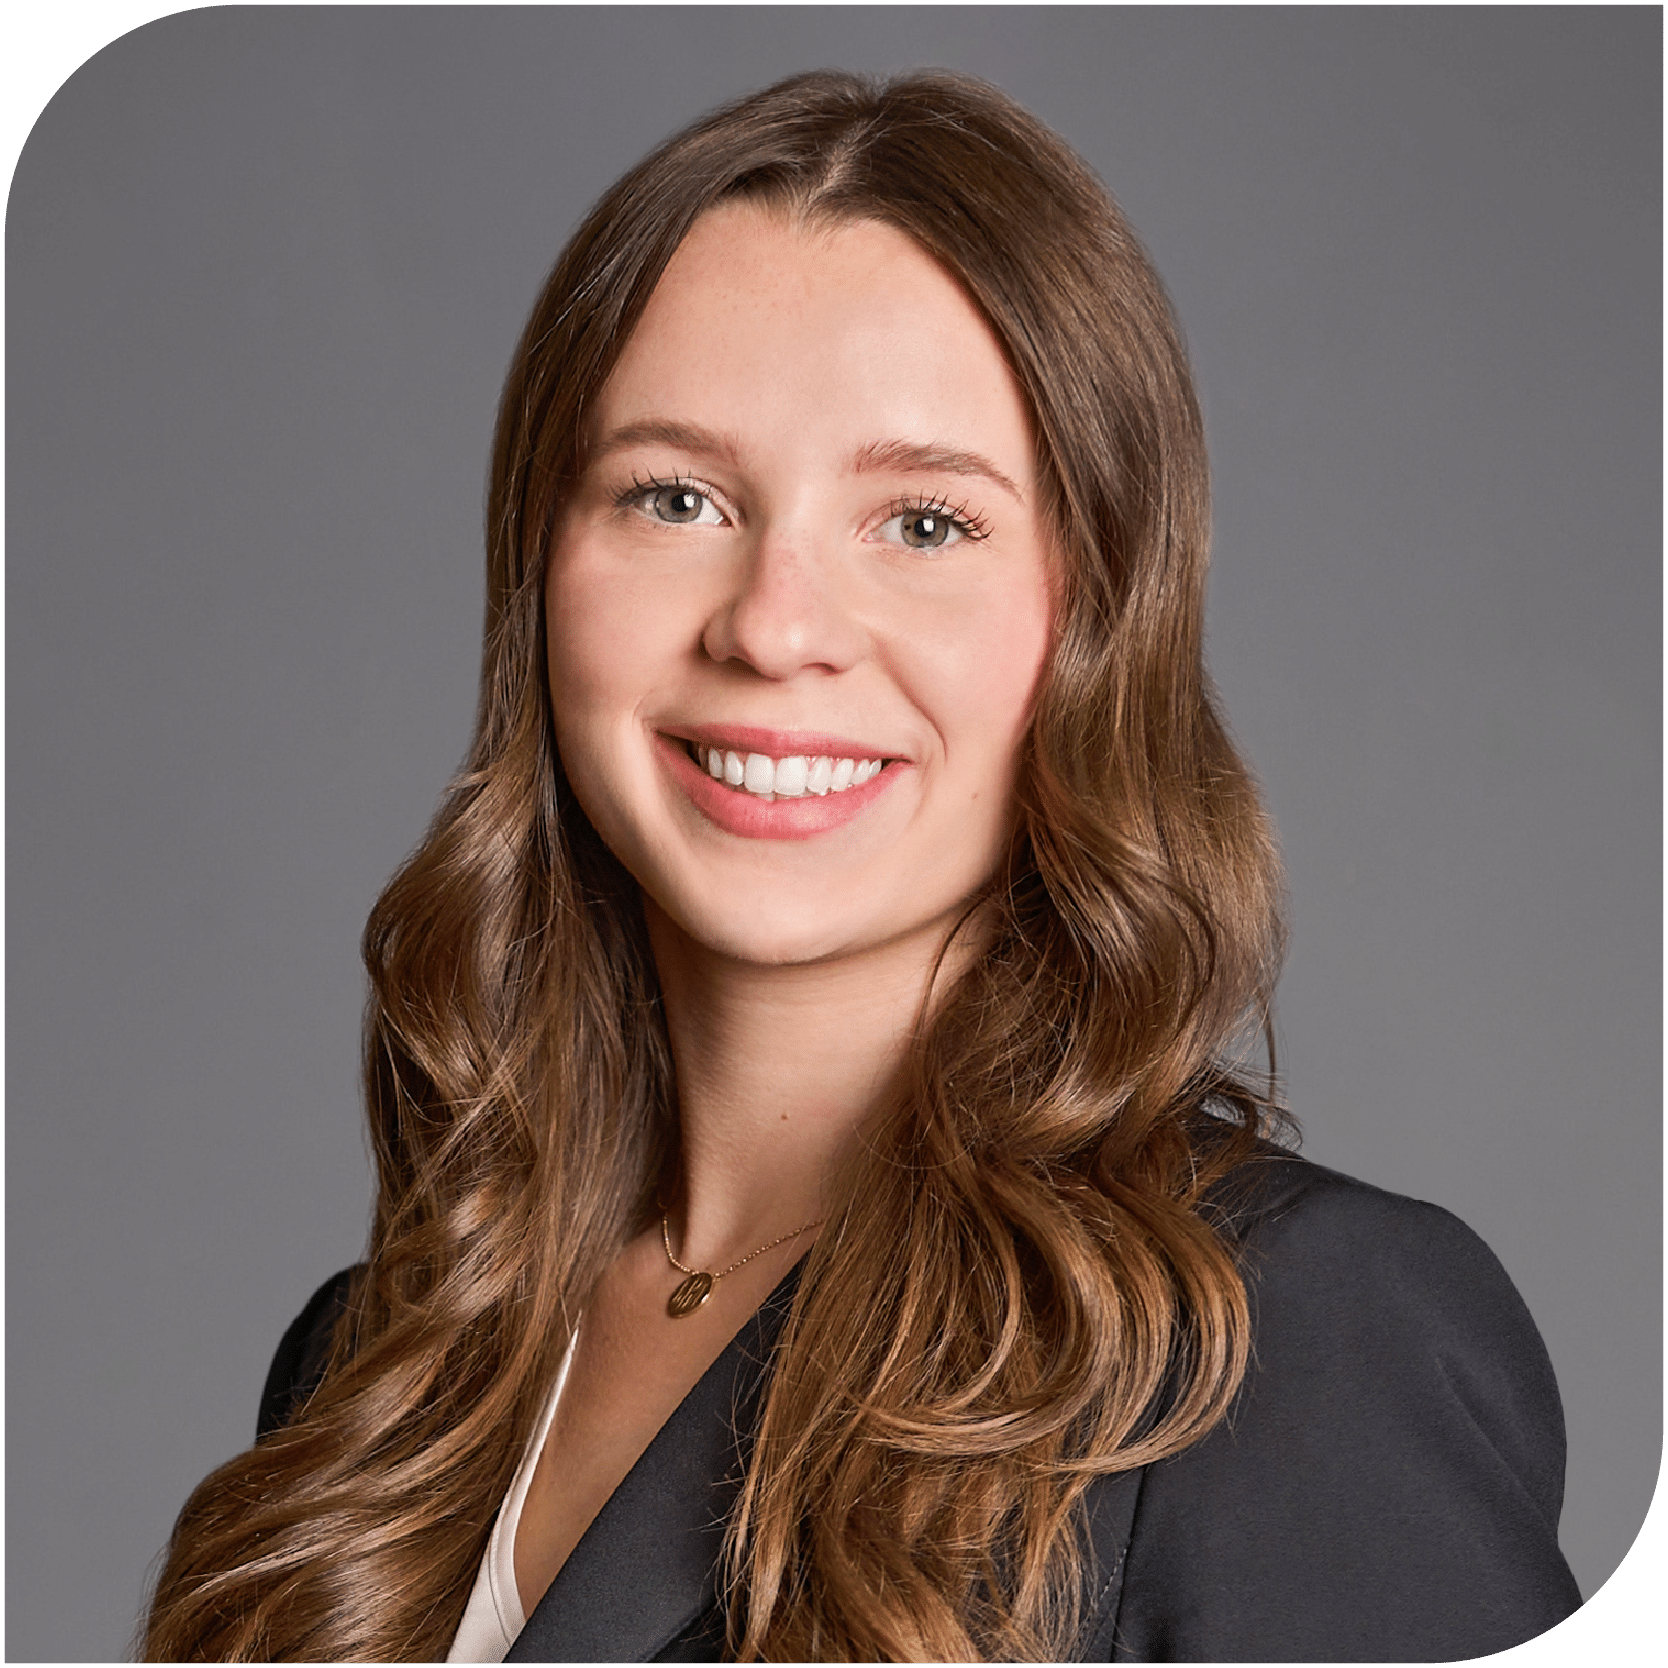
<box><xmin>659</xmin><ymin>1210</ymin><xmax>823</xmax><ymax>1317</ymax></box>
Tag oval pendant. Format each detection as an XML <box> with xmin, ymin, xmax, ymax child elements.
<box><xmin>668</xmin><ymin>1271</ymin><xmax>715</xmax><ymax>1317</ymax></box>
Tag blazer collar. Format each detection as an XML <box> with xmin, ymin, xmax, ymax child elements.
<box><xmin>506</xmin><ymin>1265</ymin><xmax>800</xmax><ymax>1663</ymax></box>
<box><xmin>503</xmin><ymin>1256</ymin><xmax>1150</xmax><ymax>1662</ymax></box>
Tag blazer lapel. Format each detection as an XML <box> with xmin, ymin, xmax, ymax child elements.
<box><xmin>506</xmin><ymin>1268</ymin><xmax>799</xmax><ymax>1663</ymax></box>
<box><xmin>504</xmin><ymin>1260</ymin><xmax>1146</xmax><ymax>1661</ymax></box>
<box><xmin>1072</xmin><ymin>1465</ymin><xmax>1145</xmax><ymax>1660</ymax></box>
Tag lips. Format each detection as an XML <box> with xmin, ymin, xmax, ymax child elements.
<box><xmin>655</xmin><ymin>728</ymin><xmax>903</xmax><ymax>840</ymax></box>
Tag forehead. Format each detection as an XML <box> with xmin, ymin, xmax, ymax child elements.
<box><xmin>592</xmin><ymin>203</ymin><xmax>1036</xmax><ymax>481</ymax></box>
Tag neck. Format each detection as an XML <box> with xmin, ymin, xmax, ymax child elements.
<box><xmin>645</xmin><ymin>898</ymin><xmax>966</xmax><ymax>1268</ymax></box>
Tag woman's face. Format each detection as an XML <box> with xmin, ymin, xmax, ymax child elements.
<box><xmin>546</xmin><ymin>202</ymin><xmax>1055</xmax><ymax>968</ymax></box>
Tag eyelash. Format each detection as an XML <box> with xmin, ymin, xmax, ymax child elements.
<box><xmin>612</xmin><ymin>474</ymin><xmax>992</xmax><ymax>543</ymax></box>
<box><xmin>617</xmin><ymin>472</ymin><xmax>718</xmax><ymax>513</ymax></box>
<box><xmin>882</xmin><ymin>495</ymin><xmax>991</xmax><ymax>543</ymax></box>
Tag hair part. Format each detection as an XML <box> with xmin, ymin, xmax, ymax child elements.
<box><xmin>142</xmin><ymin>69</ymin><xmax>1286</xmax><ymax>1662</ymax></box>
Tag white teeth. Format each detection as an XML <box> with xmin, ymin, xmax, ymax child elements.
<box><xmin>695</xmin><ymin>743</ymin><xmax>885</xmax><ymax>801</ymax></box>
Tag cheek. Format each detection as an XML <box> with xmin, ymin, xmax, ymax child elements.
<box><xmin>984</xmin><ymin>593</ymin><xmax>1054</xmax><ymax>734</ymax></box>
<box><xmin>544</xmin><ymin>582</ymin><xmax>611</xmax><ymax>726</ymax></box>
<box><xmin>913</xmin><ymin>565</ymin><xmax>1055</xmax><ymax>777</ymax></box>
<box><xmin>542</xmin><ymin>561</ymin><xmax>659</xmax><ymax>840</ymax></box>
<box><xmin>543</xmin><ymin>558</ymin><xmax>665</xmax><ymax>862</ymax></box>
<box><xmin>543</xmin><ymin>545</ymin><xmax>672</xmax><ymax>731</ymax></box>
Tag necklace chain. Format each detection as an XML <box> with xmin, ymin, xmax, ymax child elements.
<box><xmin>658</xmin><ymin>1209</ymin><xmax>823</xmax><ymax>1317</ymax></box>
<box><xmin>660</xmin><ymin>1211</ymin><xmax>823</xmax><ymax>1279</ymax></box>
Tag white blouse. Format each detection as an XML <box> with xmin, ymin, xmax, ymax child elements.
<box><xmin>446</xmin><ymin>1330</ymin><xmax>580</xmax><ymax>1664</ymax></box>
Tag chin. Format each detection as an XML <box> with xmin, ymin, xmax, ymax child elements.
<box><xmin>669</xmin><ymin>901</ymin><xmax>876</xmax><ymax>969</ymax></box>
<box><xmin>663</xmin><ymin>878</ymin><xmax>981</xmax><ymax>972</ymax></box>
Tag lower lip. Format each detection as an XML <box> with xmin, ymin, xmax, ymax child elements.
<box><xmin>656</xmin><ymin>735</ymin><xmax>903</xmax><ymax>841</ymax></box>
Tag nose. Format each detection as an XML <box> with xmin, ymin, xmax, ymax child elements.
<box><xmin>701</xmin><ymin>529</ymin><xmax>867</xmax><ymax>679</ymax></box>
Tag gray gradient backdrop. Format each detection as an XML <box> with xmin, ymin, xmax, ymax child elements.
<box><xmin>7</xmin><ymin>7</ymin><xmax>1660</xmax><ymax>1660</ymax></box>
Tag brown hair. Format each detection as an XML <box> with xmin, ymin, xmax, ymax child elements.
<box><xmin>142</xmin><ymin>69</ymin><xmax>1285</xmax><ymax>1661</ymax></box>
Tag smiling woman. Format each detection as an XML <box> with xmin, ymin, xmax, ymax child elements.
<box><xmin>547</xmin><ymin>206</ymin><xmax>1053</xmax><ymax>962</ymax></box>
<box><xmin>140</xmin><ymin>70</ymin><xmax>1581</xmax><ymax>1663</ymax></box>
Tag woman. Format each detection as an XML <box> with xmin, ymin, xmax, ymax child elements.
<box><xmin>141</xmin><ymin>70</ymin><xmax>1580</xmax><ymax>1662</ymax></box>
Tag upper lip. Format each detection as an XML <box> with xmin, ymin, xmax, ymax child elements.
<box><xmin>662</xmin><ymin>722</ymin><xmax>903</xmax><ymax>761</ymax></box>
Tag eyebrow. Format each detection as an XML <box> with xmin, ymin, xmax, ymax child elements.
<box><xmin>849</xmin><ymin>438</ymin><xmax>1023</xmax><ymax>503</ymax></box>
<box><xmin>588</xmin><ymin>418</ymin><xmax>743</xmax><ymax>468</ymax></box>
<box><xmin>588</xmin><ymin>419</ymin><xmax>1023</xmax><ymax>502</ymax></box>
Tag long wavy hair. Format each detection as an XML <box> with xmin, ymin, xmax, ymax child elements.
<box><xmin>142</xmin><ymin>69</ymin><xmax>1286</xmax><ymax>1662</ymax></box>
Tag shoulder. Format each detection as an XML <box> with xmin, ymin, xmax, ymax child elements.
<box><xmin>1216</xmin><ymin>1142</ymin><xmax>1545</xmax><ymax>1324</ymax></box>
<box><xmin>1099</xmin><ymin>1146</ymin><xmax>1581</xmax><ymax>1661</ymax></box>
<box><xmin>1213</xmin><ymin>1145</ymin><xmax>1564</xmax><ymax>1464</ymax></box>
<box><xmin>255</xmin><ymin>1264</ymin><xmax>361</xmax><ymax>1440</ymax></box>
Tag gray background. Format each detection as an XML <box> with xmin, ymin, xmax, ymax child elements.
<box><xmin>6</xmin><ymin>7</ymin><xmax>1659</xmax><ymax>1660</ymax></box>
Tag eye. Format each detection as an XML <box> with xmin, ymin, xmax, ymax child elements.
<box><xmin>875</xmin><ymin>501</ymin><xmax>988</xmax><ymax>551</ymax></box>
<box><xmin>621</xmin><ymin>477</ymin><xmax>726</xmax><ymax>527</ymax></box>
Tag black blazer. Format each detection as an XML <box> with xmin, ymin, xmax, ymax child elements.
<box><xmin>260</xmin><ymin>1149</ymin><xmax>1582</xmax><ymax>1661</ymax></box>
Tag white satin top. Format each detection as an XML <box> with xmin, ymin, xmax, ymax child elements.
<box><xmin>446</xmin><ymin>1330</ymin><xmax>580</xmax><ymax>1664</ymax></box>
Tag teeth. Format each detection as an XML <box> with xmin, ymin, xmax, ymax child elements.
<box><xmin>694</xmin><ymin>744</ymin><xmax>887</xmax><ymax>801</ymax></box>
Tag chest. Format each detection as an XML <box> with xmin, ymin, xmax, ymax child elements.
<box><xmin>509</xmin><ymin>1241</ymin><xmax>803</xmax><ymax>1621</ymax></box>
<box><xmin>489</xmin><ymin>1271</ymin><xmax>1143</xmax><ymax>1662</ymax></box>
